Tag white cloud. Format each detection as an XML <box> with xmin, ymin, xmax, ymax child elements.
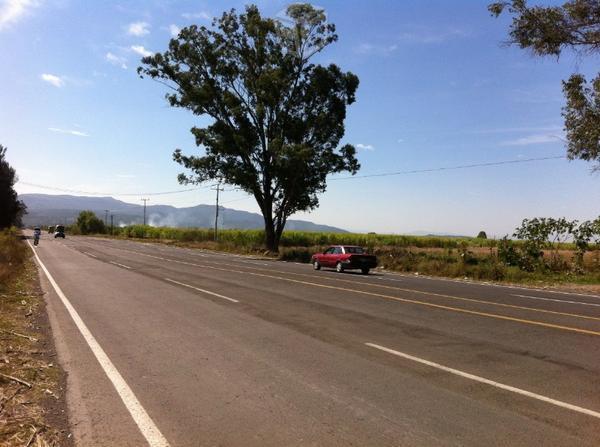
<box><xmin>127</xmin><ymin>21</ymin><xmax>149</xmax><ymax>36</ymax></box>
<box><xmin>182</xmin><ymin>11</ymin><xmax>211</xmax><ymax>20</ymax></box>
<box><xmin>168</xmin><ymin>24</ymin><xmax>180</xmax><ymax>37</ymax></box>
<box><xmin>105</xmin><ymin>52</ymin><xmax>127</xmax><ymax>69</ymax></box>
<box><xmin>40</xmin><ymin>73</ymin><xmax>64</xmax><ymax>87</ymax></box>
<box><xmin>0</xmin><ymin>0</ymin><xmax>38</xmax><ymax>31</ymax></box>
<box><xmin>130</xmin><ymin>45</ymin><xmax>152</xmax><ymax>57</ymax></box>
<box><xmin>116</xmin><ymin>174</ymin><xmax>135</xmax><ymax>179</ymax></box>
<box><xmin>356</xmin><ymin>143</ymin><xmax>375</xmax><ymax>151</ymax></box>
<box><xmin>501</xmin><ymin>134</ymin><xmax>564</xmax><ymax>146</ymax></box>
<box><xmin>48</xmin><ymin>127</ymin><xmax>90</xmax><ymax>137</ymax></box>
<box><xmin>397</xmin><ymin>138</ymin><xmax>404</xmax><ymax>143</ymax></box>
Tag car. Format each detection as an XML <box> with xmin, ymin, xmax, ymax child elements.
<box><xmin>54</xmin><ymin>225</ymin><xmax>65</xmax><ymax>238</ymax></box>
<box><xmin>311</xmin><ymin>245</ymin><xmax>378</xmax><ymax>275</ymax></box>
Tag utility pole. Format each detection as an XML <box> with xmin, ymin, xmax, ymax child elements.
<box><xmin>141</xmin><ymin>198</ymin><xmax>149</xmax><ymax>226</ymax></box>
<box><xmin>211</xmin><ymin>183</ymin><xmax>224</xmax><ymax>241</ymax></box>
<box><xmin>104</xmin><ymin>209</ymin><xmax>109</xmax><ymax>226</ymax></box>
<box><xmin>110</xmin><ymin>214</ymin><xmax>114</xmax><ymax>236</ymax></box>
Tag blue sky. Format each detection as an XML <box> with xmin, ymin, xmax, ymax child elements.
<box><xmin>2</xmin><ymin>0</ymin><xmax>598</xmax><ymax>235</ymax></box>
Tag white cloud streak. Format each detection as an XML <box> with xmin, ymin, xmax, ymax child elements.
<box><xmin>48</xmin><ymin>127</ymin><xmax>90</xmax><ymax>137</ymax></box>
<box><xmin>182</xmin><ymin>11</ymin><xmax>211</xmax><ymax>20</ymax></box>
<box><xmin>356</xmin><ymin>26</ymin><xmax>468</xmax><ymax>55</ymax></box>
<box><xmin>468</xmin><ymin>125</ymin><xmax>562</xmax><ymax>135</ymax></box>
<box><xmin>501</xmin><ymin>134</ymin><xmax>564</xmax><ymax>146</ymax></box>
<box><xmin>105</xmin><ymin>52</ymin><xmax>127</xmax><ymax>69</ymax></box>
<box><xmin>130</xmin><ymin>45</ymin><xmax>152</xmax><ymax>57</ymax></box>
<box><xmin>127</xmin><ymin>21</ymin><xmax>149</xmax><ymax>36</ymax></box>
<box><xmin>40</xmin><ymin>73</ymin><xmax>64</xmax><ymax>87</ymax></box>
<box><xmin>398</xmin><ymin>27</ymin><xmax>467</xmax><ymax>44</ymax></box>
<box><xmin>0</xmin><ymin>0</ymin><xmax>38</xmax><ymax>31</ymax></box>
<box><xmin>356</xmin><ymin>143</ymin><xmax>375</xmax><ymax>151</ymax></box>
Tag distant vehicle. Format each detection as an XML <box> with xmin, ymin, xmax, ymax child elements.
<box><xmin>311</xmin><ymin>245</ymin><xmax>378</xmax><ymax>275</ymax></box>
<box><xmin>54</xmin><ymin>225</ymin><xmax>65</xmax><ymax>238</ymax></box>
<box><xmin>48</xmin><ymin>225</ymin><xmax>54</xmax><ymax>233</ymax></box>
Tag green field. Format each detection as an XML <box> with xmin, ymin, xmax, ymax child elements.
<box><xmin>112</xmin><ymin>225</ymin><xmax>499</xmax><ymax>249</ymax></box>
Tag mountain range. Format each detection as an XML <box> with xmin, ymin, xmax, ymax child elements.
<box><xmin>19</xmin><ymin>194</ymin><xmax>347</xmax><ymax>233</ymax></box>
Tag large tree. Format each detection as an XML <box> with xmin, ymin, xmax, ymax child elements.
<box><xmin>0</xmin><ymin>145</ymin><xmax>26</xmax><ymax>229</ymax></box>
<box><xmin>489</xmin><ymin>0</ymin><xmax>600</xmax><ymax>170</ymax></box>
<box><xmin>138</xmin><ymin>4</ymin><xmax>359</xmax><ymax>251</ymax></box>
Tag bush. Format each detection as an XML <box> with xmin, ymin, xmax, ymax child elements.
<box><xmin>0</xmin><ymin>228</ymin><xmax>28</xmax><ymax>288</ymax></box>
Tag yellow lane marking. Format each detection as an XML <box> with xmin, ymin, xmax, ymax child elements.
<box><xmin>116</xmin><ymin>248</ymin><xmax>600</xmax><ymax>337</ymax></box>
<box><xmin>203</xmin><ymin>260</ymin><xmax>600</xmax><ymax>322</ymax></box>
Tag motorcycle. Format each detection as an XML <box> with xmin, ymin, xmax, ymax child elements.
<box><xmin>33</xmin><ymin>227</ymin><xmax>41</xmax><ymax>246</ymax></box>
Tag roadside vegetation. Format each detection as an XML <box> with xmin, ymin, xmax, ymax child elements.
<box><xmin>68</xmin><ymin>215</ymin><xmax>600</xmax><ymax>288</ymax></box>
<box><xmin>0</xmin><ymin>229</ymin><xmax>70</xmax><ymax>446</ymax></box>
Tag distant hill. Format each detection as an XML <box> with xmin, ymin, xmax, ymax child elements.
<box><xmin>19</xmin><ymin>194</ymin><xmax>347</xmax><ymax>233</ymax></box>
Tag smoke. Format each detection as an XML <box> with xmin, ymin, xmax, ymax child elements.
<box><xmin>147</xmin><ymin>213</ymin><xmax>178</xmax><ymax>227</ymax></box>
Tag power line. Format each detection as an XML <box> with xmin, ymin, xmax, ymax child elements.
<box><xmin>16</xmin><ymin>155</ymin><xmax>568</xmax><ymax>198</ymax></box>
<box><xmin>331</xmin><ymin>155</ymin><xmax>567</xmax><ymax>181</ymax></box>
<box><xmin>15</xmin><ymin>181</ymin><xmax>217</xmax><ymax>196</ymax></box>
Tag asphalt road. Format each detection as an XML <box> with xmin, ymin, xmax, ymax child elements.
<box><xmin>29</xmin><ymin>233</ymin><xmax>600</xmax><ymax>446</ymax></box>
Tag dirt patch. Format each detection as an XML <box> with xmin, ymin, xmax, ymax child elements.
<box><xmin>0</xmin><ymin>241</ymin><xmax>72</xmax><ymax>446</ymax></box>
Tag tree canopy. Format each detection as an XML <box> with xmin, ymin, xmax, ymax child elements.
<box><xmin>76</xmin><ymin>211</ymin><xmax>105</xmax><ymax>235</ymax></box>
<box><xmin>138</xmin><ymin>4</ymin><xmax>360</xmax><ymax>251</ymax></box>
<box><xmin>489</xmin><ymin>0</ymin><xmax>600</xmax><ymax>169</ymax></box>
<box><xmin>0</xmin><ymin>145</ymin><xmax>26</xmax><ymax>229</ymax></box>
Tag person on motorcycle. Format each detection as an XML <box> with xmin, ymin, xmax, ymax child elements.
<box><xmin>33</xmin><ymin>227</ymin><xmax>41</xmax><ymax>245</ymax></box>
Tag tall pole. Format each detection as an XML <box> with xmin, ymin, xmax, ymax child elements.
<box><xmin>110</xmin><ymin>214</ymin><xmax>114</xmax><ymax>236</ymax></box>
<box><xmin>211</xmin><ymin>183</ymin><xmax>224</xmax><ymax>241</ymax></box>
<box><xmin>104</xmin><ymin>209</ymin><xmax>109</xmax><ymax>226</ymax></box>
<box><xmin>141</xmin><ymin>198</ymin><xmax>149</xmax><ymax>226</ymax></box>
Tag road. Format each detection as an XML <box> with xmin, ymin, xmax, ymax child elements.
<box><xmin>29</xmin><ymin>233</ymin><xmax>600</xmax><ymax>446</ymax></box>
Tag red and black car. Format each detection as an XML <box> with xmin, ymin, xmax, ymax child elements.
<box><xmin>311</xmin><ymin>245</ymin><xmax>378</xmax><ymax>275</ymax></box>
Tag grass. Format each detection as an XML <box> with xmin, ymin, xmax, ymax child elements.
<box><xmin>0</xmin><ymin>229</ymin><xmax>69</xmax><ymax>446</ymax></box>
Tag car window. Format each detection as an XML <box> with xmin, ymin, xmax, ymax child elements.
<box><xmin>345</xmin><ymin>246</ymin><xmax>364</xmax><ymax>254</ymax></box>
<box><xmin>334</xmin><ymin>247</ymin><xmax>343</xmax><ymax>254</ymax></box>
<box><xmin>324</xmin><ymin>247</ymin><xmax>335</xmax><ymax>254</ymax></box>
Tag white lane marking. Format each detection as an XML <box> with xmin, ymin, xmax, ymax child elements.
<box><xmin>239</xmin><ymin>260</ymin><xmax>269</xmax><ymax>266</ymax></box>
<box><xmin>84</xmin><ymin>252</ymin><xmax>98</xmax><ymax>258</ymax></box>
<box><xmin>164</xmin><ymin>278</ymin><xmax>239</xmax><ymax>303</ymax></box>
<box><xmin>378</xmin><ymin>276</ymin><xmax>403</xmax><ymax>282</ymax></box>
<box><xmin>110</xmin><ymin>261</ymin><xmax>132</xmax><ymax>269</ymax></box>
<box><xmin>85</xmin><ymin>246</ymin><xmax>600</xmax><ymax>322</ymax></box>
<box><xmin>512</xmin><ymin>294</ymin><xmax>600</xmax><ymax>308</ymax></box>
<box><xmin>27</xmin><ymin>241</ymin><xmax>170</xmax><ymax>447</ymax></box>
<box><xmin>365</xmin><ymin>342</ymin><xmax>600</xmax><ymax>420</ymax></box>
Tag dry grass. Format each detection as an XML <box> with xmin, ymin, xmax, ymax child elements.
<box><xmin>0</xmin><ymin>229</ymin><xmax>70</xmax><ymax>447</ymax></box>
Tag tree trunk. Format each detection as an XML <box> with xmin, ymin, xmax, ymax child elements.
<box><xmin>263</xmin><ymin>206</ymin><xmax>280</xmax><ymax>252</ymax></box>
<box><xmin>264</xmin><ymin>221</ymin><xmax>279</xmax><ymax>252</ymax></box>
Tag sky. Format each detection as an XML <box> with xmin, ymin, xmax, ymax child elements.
<box><xmin>1</xmin><ymin>0</ymin><xmax>598</xmax><ymax>236</ymax></box>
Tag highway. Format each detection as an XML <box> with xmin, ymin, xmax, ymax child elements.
<box><xmin>30</xmin><ymin>234</ymin><xmax>600</xmax><ymax>446</ymax></box>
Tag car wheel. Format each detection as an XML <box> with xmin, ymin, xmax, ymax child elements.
<box><xmin>313</xmin><ymin>260</ymin><xmax>321</xmax><ymax>270</ymax></box>
<box><xmin>361</xmin><ymin>268</ymin><xmax>370</xmax><ymax>275</ymax></box>
<box><xmin>336</xmin><ymin>262</ymin><xmax>344</xmax><ymax>273</ymax></box>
